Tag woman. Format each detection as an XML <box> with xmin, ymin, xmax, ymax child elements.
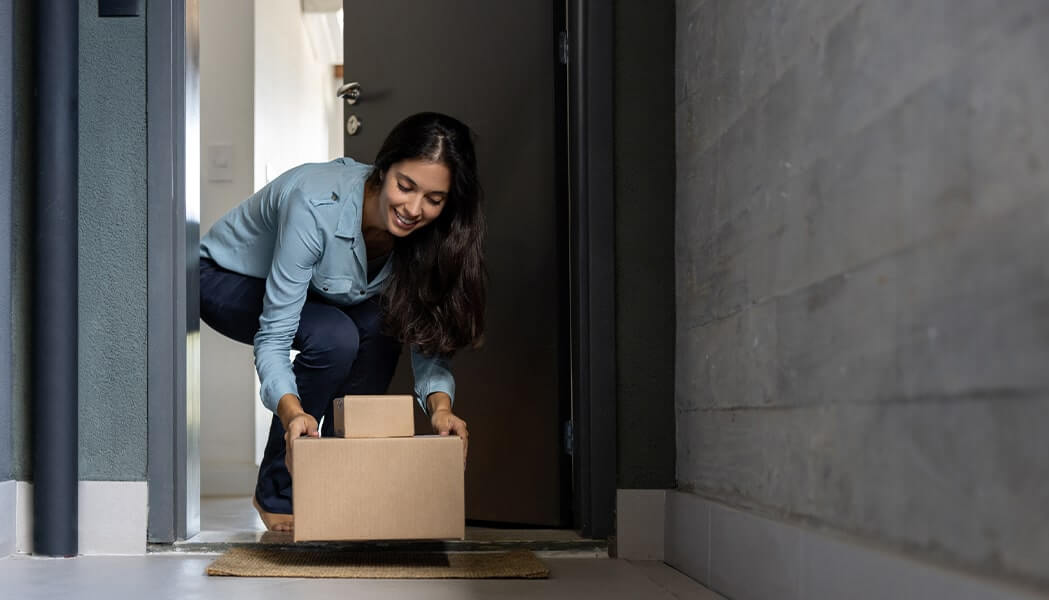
<box><xmin>199</xmin><ymin>112</ymin><xmax>484</xmax><ymax>532</ymax></box>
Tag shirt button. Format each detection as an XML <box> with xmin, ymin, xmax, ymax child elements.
<box><xmin>358</xmin><ymin>290</ymin><xmax>365</xmax><ymax>295</ymax></box>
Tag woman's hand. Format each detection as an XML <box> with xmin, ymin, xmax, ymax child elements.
<box><xmin>429</xmin><ymin>398</ymin><xmax>469</xmax><ymax>468</ymax></box>
<box><xmin>277</xmin><ymin>394</ymin><xmax>319</xmax><ymax>478</ymax></box>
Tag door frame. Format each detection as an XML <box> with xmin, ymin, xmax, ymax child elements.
<box><xmin>146</xmin><ymin>0</ymin><xmax>616</xmax><ymax>542</ymax></box>
<box><xmin>567</xmin><ymin>0</ymin><xmax>616</xmax><ymax>541</ymax></box>
<box><xmin>146</xmin><ymin>0</ymin><xmax>200</xmax><ymax>543</ymax></box>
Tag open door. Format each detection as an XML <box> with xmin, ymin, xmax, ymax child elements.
<box><xmin>342</xmin><ymin>1</ymin><xmax>570</xmax><ymax>526</ymax></box>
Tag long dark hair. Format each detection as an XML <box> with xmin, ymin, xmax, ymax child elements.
<box><xmin>367</xmin><ymin>112</ymin><xmax>486</xmax><ymax>356</ymax></box>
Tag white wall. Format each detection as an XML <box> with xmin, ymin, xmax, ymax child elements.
<box><xmin>325</xmin><ymin>73</ymin><xmax>343</xmax><ymax>161</ymax></box>
<box><xmin>253</xmin><ymin>0</ymin><xmax>334</xmax><ymax>191</ymax></box>
<box><xmin>199</xmin><ymin>0</ymin><xmax>342</xmax><ymax>498</ymax></box>
<box><xmin>199</xmin><ymin>0</ymin><xmax>258</xmax><ymax>497</ymax></box>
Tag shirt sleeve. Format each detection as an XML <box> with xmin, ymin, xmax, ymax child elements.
<box><xmin>410</xmin><ymin>347</ymin><xmax>456</xmax><ymax>415</ymax></box>
<box><xmin>254</xmin><ymin>190</ymin><xmax>324</xmax><ymax>413</ymax></box>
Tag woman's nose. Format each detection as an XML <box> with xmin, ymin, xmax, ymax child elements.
<box><xmin>404</xmin><ymin>195</ymin><xmax>423</xmax><ymax>218</ymax></box>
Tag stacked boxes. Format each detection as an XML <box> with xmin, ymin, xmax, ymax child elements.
<box><xmin>292</xmin><ymin>395</ymin><xmax>465</xmax><ymax>542</ymax></box>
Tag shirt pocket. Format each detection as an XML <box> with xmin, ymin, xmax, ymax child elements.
<box><xmin>312</xmin><ymin>274</ymin><xmax>354</xmax><ymax>296</ymax></box>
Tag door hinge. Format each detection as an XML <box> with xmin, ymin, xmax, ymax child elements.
<box><xmin>562</xmin><ymin>420</ymin><xmax>574</xmax><ymax>456</ymax></box>
<box><xmin>559</xmin><ymin>31</ymin><xmax>569</xmax><ymax>65</ymax></box>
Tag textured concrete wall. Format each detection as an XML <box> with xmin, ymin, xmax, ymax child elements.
<box><xmin>0</xmin><ymin>0</ymin><xmax>12</xmax><ymax>482</ymax></box>
<box><xmin>76</xmin><ymin>1</ymin><xmax>148</xmax><ymax>480</ymax></box>
<box><xmin>614</xmin><ymin>0</ymin><xmax>676</xmax><ymax>489</ymax></box>
<box><xmin>10</xmin><ymin>0</ymin><xmax>32</xmax><ymax>481</ymax></box>
<box><xmin>675</xmin><ymin>0</ymin><xmax>1049</xmax><ymax>588</ymax></box>
<box><xmin>13</xmin><ymin>2</ymin><xmax>149</xmax><ymax>481</ymax></box>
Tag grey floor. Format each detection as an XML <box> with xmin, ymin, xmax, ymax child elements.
<box><xmin>0</xmin><ymin>496</ymin><xmax>719</xmax><ymax>599</ymax></box>
<box><xmin>0</xmin><ymin>553</ymin><xmax>724</xmax><ymax>599</ymax></box>
<box><xmin>0</xmin><ymin>496</ymin><xmax>727</xmax><ymax>598</ymax></box>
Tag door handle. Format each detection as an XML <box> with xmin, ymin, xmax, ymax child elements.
<box><xmin>337</xmin><ymin>81</ymin><xmax>362</xmax><ymax>105</ymax></box>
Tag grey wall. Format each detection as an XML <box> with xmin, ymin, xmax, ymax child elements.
<box><xmin>10</xmin><ymin>0</ymin><xmax>148</xmax><ymax>481</ymax></box>
<box><xmin>10</xmin><ymin>0</ymin><xmax>32</xmax><ymax>481</ymax></box>
<box><xmin>676</xmin><ymin>0</ymin><xmax>1049</xmax><ymax>590</ymax></box>
<box><xmin>0</xmin><ymin>0</ymin><xmax>13</xmax><ymax>482</ymax></box>
<box><xmin>614</xmin><ymin>0</ymin><xmax>676</xmax><ymax>489</ymax></box>
<box><xmin>76</xmin><ymin>1</ymin><xmax>148</xmax><ymax>480</ymax></box>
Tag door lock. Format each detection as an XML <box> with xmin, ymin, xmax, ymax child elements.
<box><xmin>346</xmin><ymin>114</ymin><xmax>362</xmax><ymax>136</ymax></box>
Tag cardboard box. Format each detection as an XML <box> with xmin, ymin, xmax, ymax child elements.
<box><xmin>292</xmin><ymin>435</ymin><xmax>465</xmax><ymax>542</ymax></box>
<box><xmin>333</xmin><ymin>395</ymin><xmax>414</xmax><ymax>438</ymax></box>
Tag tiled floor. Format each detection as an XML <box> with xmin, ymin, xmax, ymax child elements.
<box><xmin>0</xmin><ymin>553</ymin><xmax>725</xmax><ymax>599</ymax></box>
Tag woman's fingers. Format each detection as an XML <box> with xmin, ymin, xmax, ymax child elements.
<box><xmin>453</xmin><ymin>418</ymin><xmax>469</xmax><ymax>466</ymax></box>
<box><xmin>283</xmin><ymin>414</ymin><xmax>319</xmax><ymax>478</ymax></box>
<box><xmin>284</xmin><ymin>421</ymin><xmax>301</xmax><ymax>478</ymax></box>
<box><xmin>285</xmin><ymin>433</ymin><xmax>295</xmax><ymax>478</ymax></box>
<box><xmin>430</xmin><ymin>410</ymin><xmax>468</xmax><ymax>467</ymax></box>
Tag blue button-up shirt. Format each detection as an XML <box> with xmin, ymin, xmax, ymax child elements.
<box><xmin>200</xmin><ymin>157</ymin><xmax>454</xmax><ymax>415</ymax></box>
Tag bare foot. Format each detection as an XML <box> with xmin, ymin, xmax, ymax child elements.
<box><xmin>253</xmin><ymin>496</ymin><xmax>294</xmax><ymax>532</ymax></box>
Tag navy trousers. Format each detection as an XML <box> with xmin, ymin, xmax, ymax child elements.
<box><xmin>199</xmin><ymin>257</ymin><xmax>401</xmax><ymax>514</ymax></box>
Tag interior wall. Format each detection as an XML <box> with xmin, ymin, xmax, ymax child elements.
<box><xmin>613</xmin><ymin>0</ymin><xmax>676</xmax><ymax>489</ymax></box>
<box><xmin>325</xmin><ymin>72</ymin><xmax>342</xmax><ymax>160</ymax></box>
<box><xmin>10</xmin><ymin>0</ymin><xmax>32</xmax><ymax>482</ymax></box>
<box><xmin>10</xmin><ymin>0</ymin><xmax>153</xmax><ymax>483</ymax></box>
<box><xmin>0</xmin><ymin>0</ymin><xmax>13</xmax><ymax>484</ymax></box>
<box><xmin>253</xmin><ymin>0</ymin><xmax>332</xmax><ymax>190</ymax></box>
<box><xmin>198</xmin><ymin>0</ymin><xmax>258</xmax><ymax>496</ymax></box>
<box><xmin>77</xmin><ymin>0</ymin><xmax>149</xmax><ymax>480</ymax></box>
<box><xmin>675</xmin><ymin>0</ymin><xmax>1049</xmax><ymax>589</ymax></box>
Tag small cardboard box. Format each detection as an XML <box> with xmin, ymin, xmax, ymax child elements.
<box><xmin>292</xmin><ymin>435</ymin><xmax>465</xmax><ymax>542</ymax></box>
<box><xmin>333</xmin><ymin>395</ymin><xmax>414</xmax><ymax>438</ymax></box>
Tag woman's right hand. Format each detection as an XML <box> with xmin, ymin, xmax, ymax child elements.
<box><xmin>277</xmin><ymin>394</ymin><xmax>319</xmax><ymax>478</ymax></box>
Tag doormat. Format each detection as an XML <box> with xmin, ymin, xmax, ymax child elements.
<box><xmin>206</xmin><ymin>547</ymin><xmax>550</xmax><ymax>579</ymax></box>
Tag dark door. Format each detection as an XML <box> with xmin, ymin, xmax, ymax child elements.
<box><xmin>343</xmin><ymin>1</ymin><xmax>567</xmax><ymax>526</ymax></box>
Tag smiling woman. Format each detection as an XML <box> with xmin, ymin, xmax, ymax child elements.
<box><xmin>197</xmin><ymin>112</ymin><xmax>486</xmax><ymax>532</ymax></box>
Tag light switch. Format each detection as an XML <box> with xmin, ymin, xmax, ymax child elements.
<box><xmin>207</xmin><ymin>144</ymin><xmax>234</xmax><ymax>182</ymax></box>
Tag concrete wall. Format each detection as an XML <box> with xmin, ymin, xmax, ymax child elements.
<box><xmin>675</xmin><ymin>0</ymin><xmax>1049</xmax><ymax>591</ymax></box>
<box><xmin>0</xmin><ymin>0</ymin><xmax>13</xmax><ymax>485</ymax></box>
<box><xmin>10</xmin><ymin>0</ymin><xmax>31</xmax><ymax>482</ymax></box>
<box><xmin>614</xmin><ymin>0</ymin><xmax>676</xmax><ymax>489</ymax></box>
<box><xmin>199</xmin><ymin>0</ymin><xmax>259</xmax><ymax>497</ymax></box>
<box><xmin>10</xmin><ymin>1</ymin><xmax>149</xmax><ymax>482</ymax></box>
<box><xmin>77</xmin><ymin>0</ymin><xmax>149</xmax><ymax>481</ymax></box>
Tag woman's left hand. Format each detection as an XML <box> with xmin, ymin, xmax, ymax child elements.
<box><xmin>431</xmin><ymin>407</ymin><xmax>469</xmax><ymax>468</ymax></box>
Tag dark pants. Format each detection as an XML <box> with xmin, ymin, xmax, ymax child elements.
<box><xmin>199</xmin><ymin>257</ymin><xmax>401</xmax><ymax>514</ymax></box>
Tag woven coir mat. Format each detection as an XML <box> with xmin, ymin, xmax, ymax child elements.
<box><xmin>206</xmin><ymin>547</ymin><xmax>550</xmax><ymax>579</ymax></box>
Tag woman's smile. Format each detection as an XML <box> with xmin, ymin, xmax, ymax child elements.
<box><xmin>392</xmin><ymin>207</ymin><xmax>421</xmax><ymax>230</ymax></box>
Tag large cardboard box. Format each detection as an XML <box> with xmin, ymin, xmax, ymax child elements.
<box><xmin>332</xmin><ymin>395</ymin><xmax>414</xmax><ymax>438</ymax></box>
<box><xmin>292</xmin><ymin>435</ymin><xmax>465</xmax><ymax>542</ymax></box>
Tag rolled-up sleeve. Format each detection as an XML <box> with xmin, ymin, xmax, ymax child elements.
<box><xmin>254</xmin><ymin>192</ymin><xmax>324</xmax><ymax>413</ymax></box>
<box><xmin>410</xmin><ymin>347</ymin><xmax>455</xmax><ymax>415</ymax></box>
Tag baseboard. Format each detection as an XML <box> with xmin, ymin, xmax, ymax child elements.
<box><xmin>664</xmin><ymin>490</ymin><xmax>1041</xmax><ymax>600</ymax></box>
<box><xmin>15</xmin><ymin>481</ymin><xmax>148</xmax><ymax>555</ymax></box>
<box><xmin>201</xmin><ymin>461</ymin><xmax>258</xmax><ymax>497</ymax></box>
<box><xmin>0</xmin><ymin>480</ymin><xmax>14</xmax><ymax>555</ymax></box>
<box><xmin>616</xmin><ymin>489</ymin><xmax>666</xmax><ymax>560</ymax></box>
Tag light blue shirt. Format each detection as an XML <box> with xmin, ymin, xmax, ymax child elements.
<box><xmin>200</xmin><ymin>157</ymin><xmax>454</xmax><ymax>415</ymax></box>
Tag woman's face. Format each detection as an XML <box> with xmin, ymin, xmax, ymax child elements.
<box><xmin>378</xmin><ymin>159</ymin><xmax>450</xmax><ymax>236</ymax></box>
